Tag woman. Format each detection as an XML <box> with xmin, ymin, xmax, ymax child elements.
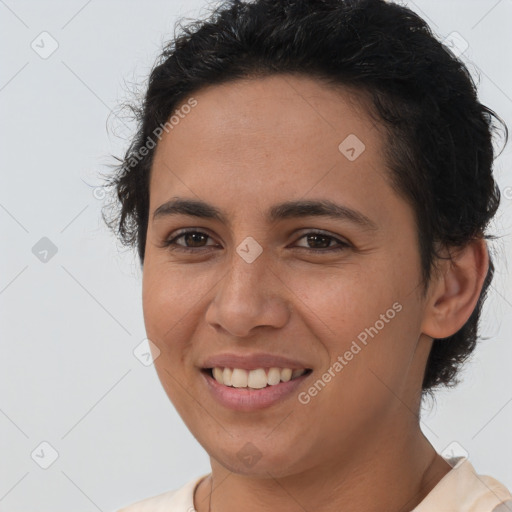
<box><xmin>104</xmin><ymin>0</ymin><xmax>512</xmax><ymax>510</ymax></box>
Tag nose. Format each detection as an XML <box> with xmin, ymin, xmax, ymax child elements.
<box><xmin>204</xmin><ymin>248</ymin><xmax>291</xmax><ymax>338</ymax></box>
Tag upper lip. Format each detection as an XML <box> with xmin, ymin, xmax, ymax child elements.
<box><xmin>200</xmin><ymin>353</ymin><xmax>312</xmax><ymax>371</ymax></box>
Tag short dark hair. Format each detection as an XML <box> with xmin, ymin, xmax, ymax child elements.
<box><xmin>101</xmin><ymin>0</ymin><xmax>507</xmax><ymax>398</ymax></box>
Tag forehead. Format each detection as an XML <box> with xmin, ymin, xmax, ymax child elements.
<box><xmin>149</xmin><ymin>73</ymin><xmax>394</xmax><ymax>223</ymax></box>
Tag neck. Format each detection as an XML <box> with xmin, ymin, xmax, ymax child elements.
<box><xmin>194</xmin><ymin>419</ymin><xmax>452</xmax><ymax>512</ymax></box>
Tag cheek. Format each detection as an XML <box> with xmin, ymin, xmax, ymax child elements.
<box><xmin>142</xmin><ymin>264</ymin><xmax>206</xmax><ymax>411</ymax></box>
<box><xmin>285</xmin><ymin>262</ymin><xmax>417</xmax><ymax>381</ymax></box>
<box><xmin>143</xmin><ymin>258</ymin><xmax>210</xmax><ymax>313</ymax></box>
<box><xmin>141</xmin><ymin>263</ymin><xmax>208</xmax><ymax>357</ymax></box>
<box><xmin>282</xmin><ymin>263</ymin><xmax>394</xmax><ymax>340</ymax></box>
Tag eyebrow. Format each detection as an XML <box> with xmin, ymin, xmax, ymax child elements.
<box><xmin>152</xmin><ymin>197</ymin><xmax>378</xmax><ymax>231</ymax></box>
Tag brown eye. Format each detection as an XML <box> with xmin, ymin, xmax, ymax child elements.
<box><xmin>162</xmin><ymin>229</ymin><xmax>350</xmax><ymax>254</ymax></box>
<box><xmin>163</xmin><ymin>230</ymin><xmax>217</xmax><ymax>252</ymax></box>
<box><xmin>294</xmin><ymin>231</ymin><xmax>351</xmax><ymax>252</ymax></box>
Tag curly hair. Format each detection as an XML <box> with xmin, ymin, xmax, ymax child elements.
<box><xmin>101</xmin><ymin>0</ymin><xmax>507</xmax><ymax>398</ymax></box>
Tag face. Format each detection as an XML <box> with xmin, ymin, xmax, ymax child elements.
<box><xmin>142</xmin><ymin>74</ymin><xmax>433</xmax><ymax>478</ymax></box>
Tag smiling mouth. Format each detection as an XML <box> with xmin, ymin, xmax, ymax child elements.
<box><xmin>202</xmin><ymin>367</ymin><xmax>313</xmax><ymax>389</ymax></box>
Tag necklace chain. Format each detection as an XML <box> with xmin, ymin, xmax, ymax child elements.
<box><xmin>208</xmin><ymin>474</ymin><xmax>212</xmax><ymax>512</ymax></box>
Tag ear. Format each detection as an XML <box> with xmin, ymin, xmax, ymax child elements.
<box><xmin>421</xmin><ymin>238</ymin><xmax>489</xmax><ymax>339</ymax></box>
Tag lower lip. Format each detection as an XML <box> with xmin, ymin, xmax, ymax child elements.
<box><xmin>201</xmin><ymin>370</ymin><xmax>312</xmax><ymax>411</ymax></box>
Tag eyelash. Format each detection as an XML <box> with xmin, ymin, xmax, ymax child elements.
<box><xmin>161</xmin><ymin>229</ymin><xmax>351</xmax><ymax>254</ymax></box>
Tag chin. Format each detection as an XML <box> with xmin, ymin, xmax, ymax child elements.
<box><xmin>206</xmin><ymin>437</ymin><xmax>309</xmax><ymax>479</ymax></box>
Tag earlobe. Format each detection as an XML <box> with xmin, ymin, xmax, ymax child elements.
<box><xmin>421</xmin><ymin>238</ymin><xmax>489</xmax><ymax>339</ymax></box>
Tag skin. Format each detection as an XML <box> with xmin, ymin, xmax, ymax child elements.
<box><xmin>141</xmin><ymin>73</ymin><xmax>489</xmax><ymax>511</ymax></box>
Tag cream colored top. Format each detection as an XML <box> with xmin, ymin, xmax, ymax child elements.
<box><xmin>115</xmin><ymin>457</ymin><xmax>512</xmax><ymax>512</ymax></box>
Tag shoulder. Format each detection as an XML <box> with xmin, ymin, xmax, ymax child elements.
<box><xmin>115</xmin><ymin>474</ymin><xmax>208</xmax><ymax>512</ymax></box>
<box><xmin>413</xmin><ymin>456</ymin><xmax>512</xmax><ymax>512</ymax></box>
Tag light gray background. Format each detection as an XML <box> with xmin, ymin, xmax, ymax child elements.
<box><xmin>1</xmin><ymin>1</ymin><xmax>511</xmax><ymax>510</ymax></box>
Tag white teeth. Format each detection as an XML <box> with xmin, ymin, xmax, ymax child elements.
<box><xmin>231</xmin><ymin>368</ymin><xmax>248</xmax><ymax>388</ymax></box>
<box><xmin>267</xmin><ymin>367</ymin><xmax>281</xmax><ymax>385</ymax></box>
<box><xmin>247</xmin><ymin>368</ymin><xmax>267</xmax><ymax>389</ymax></box>
<box><xmin>210</xmin><ymin>367</ymin><xmax>308</xmax><ymax>389</ymax></box>
<box><xmin>281</xmin><ymin>368</ymin><xmax>292</xmax><ymax>382</ymax></box>
<box><xmin>212</xmin><ymin>367</ymin><xmax>224</xmax><ymax>384</ymax></box>
<box><xmin>222</xmin><ymin>367</ymin><xmax>232</xmax><ymax>386</ymax></box>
